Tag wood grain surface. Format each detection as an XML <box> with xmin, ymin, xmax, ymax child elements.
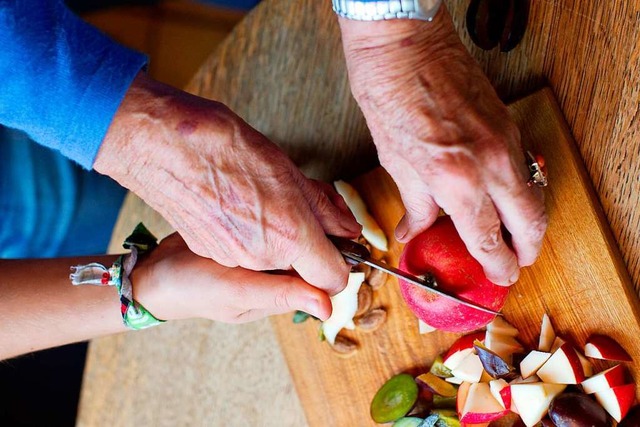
<box><xmin>270</xmin><ymin>89</ymin><xmax>640</xmax><ymax>426</ymax></box>
<box><xmin>79</xmin><ymin>0</ymin><xmax>640</xmax><ymax>426</ymax></box>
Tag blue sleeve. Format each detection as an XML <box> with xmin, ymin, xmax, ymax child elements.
<box><xmin>0</xmin><ymin>1</ymin><xmax>148</xmax><ymax>169</ymax></box>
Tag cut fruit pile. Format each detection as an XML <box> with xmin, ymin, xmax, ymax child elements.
<box><xmin>370</xmin><ymin>314</ymin><xmax>638</xmax><ymax>426</ymax></box>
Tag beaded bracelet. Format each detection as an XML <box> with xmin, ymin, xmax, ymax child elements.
<box><xmin>70</xmin><ymin>223</ymin><xmax>165</xmax><ymax>330</ymax></box>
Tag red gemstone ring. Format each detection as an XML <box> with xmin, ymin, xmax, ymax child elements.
<box><xmin>526</xmin><ymin>151</ymin><xmax>548</xmax><ymax>187</ymax></box>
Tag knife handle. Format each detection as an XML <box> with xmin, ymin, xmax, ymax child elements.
<box><xmin>327</xmin><ymin>235</ymin><xmax>371</xmax><ymax>264</ymax></box>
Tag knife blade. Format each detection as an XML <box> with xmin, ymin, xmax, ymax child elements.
<box><xmin>328</xmin><ymin>235</ymin><xmax>503</xmax><ymax>317</ymax></box>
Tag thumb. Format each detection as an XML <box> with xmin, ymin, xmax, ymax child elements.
<box><xmin>395</xmin><ymin>189</ymin><xmax>440</xmax><ymax>243</ymax></box>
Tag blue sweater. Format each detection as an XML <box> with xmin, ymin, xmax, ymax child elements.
<box><xmin>0</xmin><ymin>0</ymin><xmax>147</xmax><ymax>169</ymax></box>
<box><xmin>0</xmin><ymin>1</ymin><xmax>143</xmax><ymax>257</ymax></box>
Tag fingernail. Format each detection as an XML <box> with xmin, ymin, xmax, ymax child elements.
<box><xmin>395</xmin><ymin>216</ymin><xmax>409</xmax><ymax>241</ymax></box>
<box><xmin>509</xmin><ymin>270</ymin><xmax>520</xmax><ymax>285</ymax></box>
<box><xmin>344</xmin><ymin>218</ymin><xmax>362</xmax><ymax>234</ymax></box>
<box><xmin>307</xmin><ymin>298</ymin><xmax>327</xmax><ymax>321</ymax></box>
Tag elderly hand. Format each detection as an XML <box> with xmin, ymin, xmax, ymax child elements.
<box><xmin>339</xmin><ymin>7</ymin><xmax>546</xmax><ymax>285</ymax></box>
<box><xmin>133</xmin><ymin>233</ymin><xmax>332</xmax><ymax>323</ymax></box>
<box><xmin>95</xmin><ymin>73</ymin><xmax>360</xmax><ymax>295</ymax></box>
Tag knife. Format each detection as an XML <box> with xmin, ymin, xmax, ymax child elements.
<box><xmin>328</xmin><ymin>235</ymin><xmax>503</xmax><ymax>317</ymax></box>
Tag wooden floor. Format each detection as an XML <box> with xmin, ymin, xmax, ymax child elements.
<box><xmin>82</xmin><ymin>0</ymin><xmax>245</xmax><ymax>89</ymax></box>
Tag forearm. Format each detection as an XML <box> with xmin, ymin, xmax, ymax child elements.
<box><xmin>0</xmin><ymin>256</ymin><xmax>126</xmax><ymax>360</ymax></box>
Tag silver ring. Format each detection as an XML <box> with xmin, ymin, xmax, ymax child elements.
<box><xmin>526</xmin><ymin>151</ymin><xmax>548</xmax><ymax>187</ymax></box>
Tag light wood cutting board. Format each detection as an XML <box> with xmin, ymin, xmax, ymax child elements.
<box><xmin>270</xmin><ymin>88</ymin><xmax>640</xmax><ymax>426</ymax></box>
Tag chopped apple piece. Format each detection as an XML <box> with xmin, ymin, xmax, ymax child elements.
<box><xmin>451</xmin><ymin>353</ymin><xmax>485</xmax><ymax>383</ymax></box>
<box><xmin>510</xmin><ymin>383</ymin><xmax>567</xmax><ymax>427</ymax></box>
<box><xmin>321</xmin><ymin>272</ymin><xmax>364</xmax><ymax>345</ymax></box>
<box><xmin>538</xmin><ymin>313</ymin><xmax>556</xmax><ymax>352</ymax></box>
<box><xmin>509</xmin><ymin>375</ymin><xmax>540</xmax><ymax>385</ymax></box>
<box><xmin>536</xmin><ymin>343</ymin><xmax>585</xmax><ymax>384</ymax></box>
<box><xmin>585</xmin><ymin>334</ymin><xmax>633</xmax><ymax>362</ymax></box>
<box><xmin>576</xmin><ymin>351</ymin><xmax>593</xmax><ymax>377</ymax></box>
<box><xmin>334</xmin><ymin>180</ymin><xmax>387</xmax><ymax>251</ymax></box>
<box><xmin>445</xmin><ymin>376</ymin><xmax>464</xmax><ymax>385</ymax></box>
<box><xmin>487</xmin><ymin>317</ymin><xmax>519</xmax><ymax>337</ymax></box>
<box><xmin>443</xmin><ymin>331</ymin><xmax>486</xmax><ymax>370</ymax></box>
<box><xmin>489</xmin><ymin>379</ymin><xmax>511</xmax><ymax>409</ymax></box>
<box><xmin>582</xmin><ymin>364</ymin><xmax>627</xmax><ymax>394</ymax></box>
<box><xmin>594</xmin><ymin>383</ymin><xmax>636</xmax><ymax>422</ymax></box>
<box><xmin>519</xmin><ymin>351</ymin><xmax>551</xmax><ymax>379</ymax></box>
<box><xmin>418</xmin><ymin>319</ymin><xmax>436</xmax><ymax>334</ymax></box>
<box><xmin>460</xmin><ymin>382</ymin><xmax>510</xmax><ymax>423</ymax></box>
<box><xmin>550</xmin><ymin>336</ymin><xmax>566</xmax><ymax>353</ymax></box>
<box><xmin>485</xmin><ymin>331</ymin><xmax>524</xmax><ymax>361</ymax></box>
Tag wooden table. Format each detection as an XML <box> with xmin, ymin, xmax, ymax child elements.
<box><xmin>77</xmin><ymin>1</ymin><xmax>640</xmax><ymax>426</ymax></box>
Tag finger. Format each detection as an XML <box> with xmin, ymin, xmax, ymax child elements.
<box><xmin>393</xmin><ymin>179</ymin><xmax>441</xmax><ymax>243</ymax></box>
<box><xmin>487</xmin><ymin>157</ymin><xmax>547</xmax><ymax>267</ymax></box>
<box><xmin>290</xmin><ymin>221</ymin><xmax>352</xmax><ymax>295</ymax></box>
<box><xmin>231</xmin><ymin>270</ymin><xmax>333</xmax><ymax>321</ymax></box>
<box><xmin>298</xmin><ymin>177</ymin><xmax>361</xmax><ymax>237</ymax></box>
<box><xmin>431</xmin><ymin>171</ymin><xmax>519</xmax><ymax>286</ymax></box>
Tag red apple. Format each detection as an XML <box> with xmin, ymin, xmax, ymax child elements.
<box><xmin>536</xmin><ymin>343</ymin><xmax>585</xmax><ymax>384</ymax></box>
<box><xmin>398</xmin><ymin>216</ymin><xmax>509</xmax><ymax>332</ymax></box>
<box><xmin>460</xmin><ymin>382</ymin><xmax>510</xmax><ymax>423</ymax></box>
<box><xmin>582</xmin><ymin>364</ymin><xmax>627</xmax><ymax>394</ymax></box>
<box><xmin>489</xmin><ymin>379</ymin><xmax>511</xmax><ymax>409</ymax></box>
<box><xmin>594</xmin><ymin>383</ymin><xmax>636</xmax><ymax>422</ymax></box>
<box><xmin>443</xmin><ymin>331</ymin><xmax>486</xmax><ymax>370</ymax></box>
<box><xmin>520</xmin><ymin>350</ymin><xmax>551</xmax><ymax>379</ymax></box>
<box><xmin>538</xmin><ymin>313</ymin><xmax>556</xmax><ymax>352</ymax></box>
<box><xmin>510</xmin><ymin>383</ymin><xmax>567</xmax><ymax>427</ymax></box>
<box><xmin>585</xmin><ymin>334</ymin><xmax>633</xmax><ymax>362</ymax></box>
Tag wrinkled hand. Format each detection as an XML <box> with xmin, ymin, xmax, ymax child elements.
<box><xmin>339</xmin><ymin>7</ymin><xmax>547</xmax><ymax>285</ymax></box>
<box><xmin>95</xmin><ymin>73</ymin><xmax>360</xmax><ymax>294</ymax></box>
<box><xmin>133</xmin><ymin>233</ymin><xmax>332</xmax><ymax>322</ymax></box>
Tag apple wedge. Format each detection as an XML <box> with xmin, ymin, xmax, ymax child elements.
<box><xmin>443</xmin><ymin>331</ymin><xmax>486</xmax><ymax>370</ymax></box>
<box><xmin>510</xmin><ymin>383</ymin><xmax>567</xmax><ymax>427</ymax></box>
<box><xmin>451</xmin><ymin>353</ymin><xmax>485</xmax><ymax>384</ymax></box>
<box><xmin>485</xmin><ymin>331</ymin><xmax>524</xmax><ymax>361</ymax></box>
<box><xmin>536</xmin><ymin>343</ymin><xmax>585</xmax><ymax>384</ymax></box>
<box><xmin>594</xmin><ymin>383</ymin><xmax>636</xmax><ymax>422</ymax></box>
<box><xmin>460</xmin><ymin>382</ymin><xmax>510</xmax><ymax>423</ymax></box>
<box><xmin>585</xmin><ymin>334</ymin><xmax>633</xmax><ymax>362</ymax></box>
<box><xmin>582</xmin><ymin>364</ymin><xmax>627</xmax><ymax>394</ymax></box>
<box><xmin>538</xmin><ymin>314</ymin><xmax>556</xmax><ymax>352</ymax></box>
<box><xmin>333</xmin><ymin>180</ymin><xmax>387</xmax><ymax>251</ymax></box>
<box><xmin>489</xmin><ymin>379</ymin><xmax>511</xmax><ymax>409</ymax></box>
<box><xmin>418</xmin><ymin>319</ymin><xmax>436</xmax><ymax>334</ymax></box>
<box><xmin>520</xmin><ymin>351</ymin><xmax>551</xmax><ymax>379</ymax></box>
<box><xmin>321</xmin><ymin>272</ymin><xmax>364</xmax><ymax>345</ymax></box>
<box><xmin>550</xmin><ymin>336</ymin><xmax>566</xmax><ymax>353</ymax></box>
<box><xmin>445</xmin><ymin>376</ymin><xmax>464</xmax><ymax>385</ymax></box>
<box><xmin>576</xmin><ymin>351</ymin><xmax>593</xmax><ymax>377</ymax></box>
<box><xmin>487</xmin><ymin>317</ymin><xmax>519</xmax><ymax>337</ymax></box>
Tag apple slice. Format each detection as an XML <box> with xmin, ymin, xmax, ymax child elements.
<box><xmin>510</xmin><ymin>383</ymin><xmax>567</xmax><ymax>427</ymax></box>
<box><xmin>460</xmin><ymin>382</ymin><xmax>510</xmax><ymax>423</ymax></box>
<box><xmin>582</xmin><ymin>364</ymin><xmax>627</xmax><ymax>394</ymax></box>
<box><xmin>487</xmin><ymin>317</ymin><xmax>519</xmax><ymax>337</ymax></box>
<box><xmin>451</xmin><ymin>353</ymin><xmax>485</xmax><ymax>384</ymax></box>
<box><xmin>333</xmin><ymin>180</ymin><xmax>387</xmax><ymax>251</ymax></box>
<box><xmin>550</xmin><ymin>336</ymin><xmax>566</xmax><ymax>353</ymax></box>
<box><xmin>520</xmin><ymin>351</ymin><xmax>551</xmax><ymax>379</ymax></box>
<box><xmin>456</xmin><ymin>382</ymin><xmax>491</xmax><ymax>426</ymax></box>
<box><xmin>509</xmin><ymin>375</ymin><xmax>540</xmax><ymax>385</ymax></box>
<box><xmin>489</xmin><ymin>379</ymin><xmax>511</xmax><ymax>409</ymax></box>
<box><xmin>485</xmin><ymin>331</ymin><xmax>524</xmax><ymax>361</ymax></box>
<box><xmin>321</xmin><ymin>272</ymin><xmax>364</xmax><ymax>344</ymax></box>
<box><xmin>594</xmin><ymin>383</ymin><xmax>636</xmax><ymax>422</ymax></box>
<box><xmin>445</xmin><ymin>376</ymin><xmax>464</xmax><ymax>385</ymax></box>
<box><xmin>418</xmin><ymin>319</ymin><xmax>436</xmax><ymax>334</ymax></box>
<box><xmin>538</xmin><ymin>313</ymin><xmax>556</xmax><ymax>352</ymax></box>
<box><xmin>443</xmin><ymin>331</ymin><xmax>486</xmax><ymax>370</ymax></box>
<box><xmin>585</xmin><ymin>334</ymin><xmax>632</xmax><ymax>362</ymax></box>
<box><xmin>536</xmin><ymin>343</ymin><xmax>585</xmax><ymax>384</ymax></box>
<box><xmin>577</xmin><ymin>351</ymin><xmax>593</xmax><ymax>377</ymax></box>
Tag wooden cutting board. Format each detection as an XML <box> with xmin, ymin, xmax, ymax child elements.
<box><xmin>270</xmin><ymin>88</ymin><xmax>640</xmax><ymax>426</ymax></box>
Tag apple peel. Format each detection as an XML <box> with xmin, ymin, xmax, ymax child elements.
<box><xmin>321</xmin><ymin>272</ymin><xmax>365</xmax><ymax>345</ymax></box>
<box><xmin>334</xmin><ymin>180</ymin><xmax>388</xmax><ymax>251</ymax></box>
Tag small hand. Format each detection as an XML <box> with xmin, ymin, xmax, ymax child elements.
<box><xmin>339</xmin><ymin>7</ymin><xmax>547</xmax><ymax>285</ymax></box>
<box><xmin>95</xmin><ymin>73</ymin><xmax>361</xmax><ymax>295</ymax></box>
<box><xmin>133</xmin><ymin>233</ymin><xmax>333</xmax><ymax>323</ymax></box>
